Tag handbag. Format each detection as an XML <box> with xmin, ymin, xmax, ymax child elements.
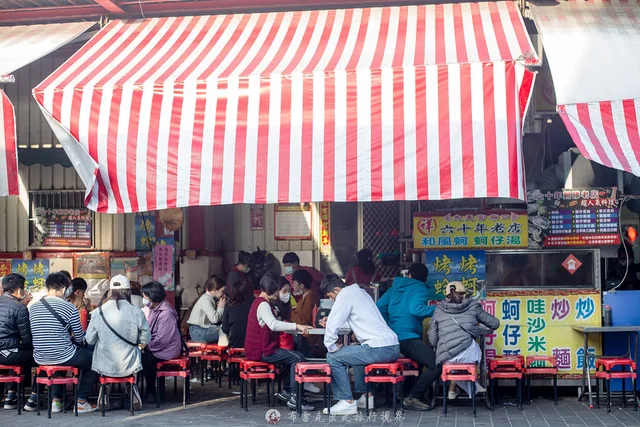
<box><xmin>218</xmin><ymin>330</ymin><xmax>230</xmax><ymax>347</ymax></box>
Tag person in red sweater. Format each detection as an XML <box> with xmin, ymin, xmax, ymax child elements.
<box><xmin>282</xmin><ymin>252</ymin><xmax>324</xmax><ymax>296</ymax></box>
<box><xmin>245</xmin><ymin>272</ymin><xmax>313</xmax><ymax>411</ymax></box>
<box><xmin>345</xmin><ymin>249</ymin><xmax>381</xmax><ymax>286</ymax></box>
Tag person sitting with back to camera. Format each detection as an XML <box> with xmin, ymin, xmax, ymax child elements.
<box><xmin>428</xmin><ymin>281</ymin><xmax>500</xmax><ymax>399</ymax></box>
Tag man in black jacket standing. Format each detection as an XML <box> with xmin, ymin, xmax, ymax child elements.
<box><xmin>0</xmin><ymin>273</ymin><xmax>33</xmax><ymax>410</ymax></box>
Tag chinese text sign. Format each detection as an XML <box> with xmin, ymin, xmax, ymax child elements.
<box><xmin>153</xmin><ymin>244</ymin><xmax>174</xmax><ymax>291</ymax></box>
<box><xmin>425</xmin><ymin>251</ymin><xmax>485</xmax><ymax>299</ymax></box>
<box><xmin>484</xmin><ymin>292</ymin><xmax>601</xmax><ymax>374</ymax></box>
<box><xmin>11</xmin><ymin>260</ymin><xmax>50</xmax><ymax>290</ymax></box>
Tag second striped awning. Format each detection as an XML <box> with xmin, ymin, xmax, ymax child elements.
<box><xmin>34</xmin><ymin>2</ymin><xmax>539</xmax><ymax>213</ymax></box>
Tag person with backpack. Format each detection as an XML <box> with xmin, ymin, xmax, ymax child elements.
<box><xmin>85</xmin><ymin>275</ymin><xmax>150</xmax><ymax>411</ymax></box>
<box><xmin>140</xmin><ymin>281</ymin><xmax>182</xmax><ymax>403</ymax></box>
<box><xmin>429</xmin><ymin>281</ymin><xmax>500</xmax><ymax>399</ymax></box>
<box><xmin>27</xmin><ymin>272</ymin><xmax>98</xmax><ymax>413</ymax></box>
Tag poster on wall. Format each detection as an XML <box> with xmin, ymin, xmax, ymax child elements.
<box><xmin>11</xmin><ymin>259</ymin><xmax>49</xmax><ymax>290</ymax></box>
<box><xmin>110</xmin><ymin>258</ymin><xmax>138</xmax><ymax>282</ymax></box>
<box><xmin>424</xmin><ymin>251</ymin><xmax>486</xmax><ymax>299</ymax></box>
<box><xmin>153</xmin><ymin>244</ymin><xmax>174</xmax><ymax>291</ymax></box>
<box><xmin>251</xmin><ymin>205</ymin><xmax>264</xmax><ymax>230</ymax></box>
<box><xmin>275</xmin><ymin>203</ymin><xmax>312</xmax><ymax>240</ymax></box>
<box><xmin>483</xmin><ymin>290</ymin><xmax>601</xmax><ymax>375</ymax></box>
<box><xmin>137</xmin><ymin>252</ymin><xmax>154</xmax><ymax>286</ymax></box>
<box><xmin>0</xmin><ymin>260</ymin><xmax>11</xmax><ymax>277</ymax></box>
<box><xmin>32</xmin><ymin>208</ymin><xmax>92</xmax><ymax>248</ymax></box>
<box><xmin>319</xmin><ymin>202</ymin><xmax>331</xmax><ymax>258</ymax></box>
<box><xmin>135</xmin><ymin>213</ymin><xmax>156</xmax><ymax>250</ymax></box>
<box><xmin>527</xmin><ymin>188</ymin><xmax>619</xmax><ymax>248</ymax></box>
<box><xmin>74</xmin><ymin>253</ymin><xmax>109</xmax><ymax>279</ymax></box>
<box><xmin>414</xmin><ymin>211</ymin><xmax>528</xmax><ymax>250</ymax></box>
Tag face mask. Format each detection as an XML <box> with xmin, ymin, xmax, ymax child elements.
<box><xmin>284</xmin><ymin>266</ymin><xmax>294</xmax><ymax>275</ymax></box>
<box><xmin>143</xmin><ymin>297</ymin><xmax>150</xmax><ymax>306</ymax></box>
<box><xmin>244</xmin><ymin>266</ymin><xmax>251</xmax><ymax>274</ymax></box>
<box><xmin>279</xmin><ymin>292</ymin><xmax>291</xmax><ymax>303</ymax></box>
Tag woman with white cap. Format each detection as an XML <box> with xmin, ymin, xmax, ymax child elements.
<box><xmin>85</xmin><ymin>274</ymin><xmax>151</xmax><ymax>411</ymax></box>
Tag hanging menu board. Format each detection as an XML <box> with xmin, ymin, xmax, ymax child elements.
<box><xmin>33</xmin><ymin>207</ymin><xmax>92</xmax><ymax>248</ymax></box>
<box><xmin>274</xmin><ymin>204</ymin><xmax>312</xmax><ymax>240</ymax></box>
<box><xmin>527</xmin><ymin>188</ymin><xmax>620</xmax><ymax>248</ymax></box>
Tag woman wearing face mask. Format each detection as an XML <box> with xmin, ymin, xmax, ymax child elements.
<box><xmin>186</xmin><ymin>276</ymin><xmax>226</xmax><ymax>343</ymax></box>
<box><xmin>227</xmin><ymin>251</ymin><xmax>253</xmax><ymax>291</ymax></box>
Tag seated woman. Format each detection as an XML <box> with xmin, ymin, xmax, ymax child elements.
<box><xmin>129</xmin><ymin>281</ymin><xmax>145</xmax><ymax>309</ymax></box>
<box><xmin>187</xmin><ymin>275</ymin><xmax>226</xmax><ymax>343</ymax></box>
<box><xmin>428</xmin><ymin>281</ymin><xmax>500</xmax><ymax>399</ymax></box>
<box><xmin>221</xmin><ymin>280</ymin><xmax>254</xmax><ymax>348</ymax></box>
<box><xmin>66</xmin><ymin>278</ymin><xmax>92</xmax><ymax>330</ymax></box>
<box><xmin>345</xmin><ymin>249</ymin><xmax>381</xmax><ymax>286</ymax></box>
<box><xmin>85</xmin><ymin>275</ymin><xmax>151</xmax><ymax>410</ymax></box>
<box><xmin>245</xmin><ymin>272</ymin><xmax>312</xmax><ymax>411</ymax></box>
<box><xmin>141</xmin><ymin>281</ymin><xmax>182</xmax><ymax>402</ymax></box>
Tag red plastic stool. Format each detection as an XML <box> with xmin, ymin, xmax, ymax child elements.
<box><xmin>240</xmin><ymin>360</ymin><xmax>276</xmax><ymax>411</ymax></box>
<box><xmin>35</xmin><ymin>366</ymin><xmax>79</xmax><ymax>418</ymax></box>
<box><xmin>441</xmin><ymin>364</ymin><xmax>478</xmax><ymax>417</ymax></box>
<box><xmin>525</xmin><ymin>356</ymin><xmax>558</xmax><ymax>405</ymax></box>
<box><xmin>227</xmin><ymin>348</ymin><xmax>245</xmax><ymax>389</ymax></box>
<box><xmin>595</xmin><ymin>358</ymin><xmax>637</xmax><ymax>413</ymax></box>
<box><xmin>489</xmin><ymin>358</ymin><xmax>523</xmax><ymax>411</ymax></box>
<box><xmin>200</xmin><ymin>344</ymin><xmax>227</xmax><ymax>388</ymax></box>
<box><xmin>98</xmin><ymin>375</ymin><xmax>136</xmax><ymax>417</ymax></box>
<box><xmin>0</xmin><ymin>365</ymin><xmax>25</xmax><ymax>415</ymax></box>
<box><xmin>294</xmin><ymin>363</ymin><xmax>332</xmax><ymax>415</ymax></box>
<box><xmin>156</xmin><ymin>357</ymin><xmax>191</xmax><ymax>408</ymax></box>
<box><xmin>364</xmin><ymin>363</ymin><xmax>404</xmax><ymax>416</ymax></box>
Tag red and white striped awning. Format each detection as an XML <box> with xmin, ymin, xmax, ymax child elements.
<box><xmin>530</xmin><ymin>0</ymin><xmax>640</xmax><ymax>176</ymax></box>
<box><xmin>0</xmin><ymin>21</ymin><xmax>95</xmax><ymax>197</ymax></box>
<box><xmin>34</xmin><ymin>2</ymin><xmax>538</xmax><ymax>213</ymax></box>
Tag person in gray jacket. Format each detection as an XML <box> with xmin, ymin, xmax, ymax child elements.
<box><xmin>85</xmin><ymin>275</ymin><xmax>151</xmax><ymax>411</ymax></box>
<box><xmin>187</xmin><ymin>275</ymin><xmax>226</xmax><ymax>343</ymax></box>
<box><xmin>428</xmin><ymin>281</ymin><xmax>499</xmax><ymax>399</ymax></box>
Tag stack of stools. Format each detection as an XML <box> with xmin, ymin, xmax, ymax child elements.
<box><xmin>239</xmin><ymin>361</ymin><xmax>276</xmax><ymax>411</ymax></box>
<box><xmin>200</xmin><ymin>344</ymin><xmax>227</xmax><ymax>388</ymax></box>
<box><xmin>98</xmin><ymin>375</ymin><xmax>137</xmax><ymax>417</ymax></box>
<box><xmin>524</xmin><ymin>356</ymin><xmax>558</xmax><ymax>405</ymax></box>
<box><xmin>294</xmin><ymin>363</ymin><xmax>332</xmax><ymax>415</ymax></box>
<box><xmin>227</xmin><ymin>348</ymin><xmax>245</xmax><ymax>389</ymax></box>
<box><xmin>488</xmin><ymin>356</ymin><xmax>524</xmax><ymax>410</ymax></box>
<box><xmin>595</xmin><ymin>357</ymin><xmax>637</xmax><ymax>413</ymax></box>
<box><xmin>364</xmin><ymin>362</ymin><xmax>404</xmax><ymax>415</ymax></box>
<box><xmin>35</xmin><ymin>366</ymin><xmax>79</xmax><ymax>418</ymax></box>
<box><xmin>0</xmin><ymin>365</ymin><xmax>24</xmax><ymax>415</ymax></box>
<box><xmin>156</xmin><ymin>357</ymin><xmax>191</xmax><ymax>408</ymax></box>
<box><xmin>187</xmin><ymin>342</ymin><xmax>205</xmax><ymax>384</ymax></box>
<box><xmin>441</xmin><ymin>364</ymin><xmax>478</xmax><ymax>417</ymax></box>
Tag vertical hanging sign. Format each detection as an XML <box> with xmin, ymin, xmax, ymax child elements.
<box><xmin>320</xmin><ymin>202</ymin><xmax>331</xmax><ymax>257</ymax></box>
<box><xmin>153</xmin><ymin>244</ymin><xmax>174</xmax><ymax>291</ymax></box>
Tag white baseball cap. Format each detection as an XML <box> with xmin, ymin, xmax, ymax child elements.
<box><xmin>109</xmin><ymin>274</ymin><xmax>131</xmax><ymax>290</ymax></box>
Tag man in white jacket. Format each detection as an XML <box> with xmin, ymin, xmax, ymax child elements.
<box><xmin>85</xmin><ymin>275</ymin><xmax>151</xmax><ymax>411</ymax></box>
<box><xmin>320</xmin><ymin>274</ymin><xmax>400</xmax><ymax>416</ymax></box>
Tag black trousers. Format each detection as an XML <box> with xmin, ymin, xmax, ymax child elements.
<box><xmin>0</xmin><ymin>348</ymin><xmax>35</xmax><ymax>393</ymax></box>
<box><xmin>399</xmin><ymin>339</ymin><xmax>442</xmax><ymax>399</ymax></box>
<box><xmin>141</xmin><ymin>350</ymin><xmax>163</xmax><ymax>394</ymax></box>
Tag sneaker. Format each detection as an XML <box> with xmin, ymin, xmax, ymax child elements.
<box><xmin>98</xmin><ymin>385</ymin><xmax>110</xmax><ymax>412</ymax></box>
<box><xmin>403</xmin><ymin>397</ymin><xmax>433</xmax><ymax>411</ymax></box>
<box><xmin>356</xmin><ymin>393</ymin><xmax>374</xmax><ymax>409</ymax></box>
<box><xmin>77</xmin><ymin>400</ymin><xmax>98</xmax><ymax>414</ymax></box>
<box><xmin>52</xmin><ymin>400</ymin><xmax>63</xmax><ymax>413</ymax></box>
<box><xmin>23</xmin><ymin>398</ymin><xmax>39</xmax><ymax>412</ymax></box>
<box><xmin>286</xmin><ymin>395</ymin><xmax>315</xmax><ymax>412</ymax></box>
<box><xmin>322</xmin><ymin>400</ymin><xmax>358</xmax><ymax>416</ymax></box>
<box><xmin>304</xmin><ymin>383</ymin><xmax>321</xmax><ymax>393</ymax></box>
<box><xmin>275</xmin><ymin>391</ymin><xmax>292</xmax><ymax>403</ymax></box>
<box><xmin>3</xmin><ymin>397</ymin><xmax>17</xmax><ymax>410</ymax></box>
<box><xmin>448</xmin><ymin>389</ymin><xmax>459</xmax><ymax>400</ymax></box>
<box><xmin>126</xmin><ymin>385</ymin><xmax>142</xmax><ymax>411</ymax></box>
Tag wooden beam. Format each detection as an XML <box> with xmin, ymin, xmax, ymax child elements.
<box><xmin>94</xmin><ymin>0</ymin><xmax>126</xmax><ymax>15</ymax></box>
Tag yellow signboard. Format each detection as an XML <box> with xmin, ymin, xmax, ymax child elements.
<box><xmin>483</xmin><ymin>291</ymin><xmax>601</xmax><ymax>375</ymax></box>
<box><xmin>413</xmin><ymin>211</ymin><xmax>528</xmax><ymax>249</ymax></box>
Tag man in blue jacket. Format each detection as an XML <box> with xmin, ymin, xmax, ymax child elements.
<box><xmin>377</xmin><ymin>263</ymin><xmax>439</xmax><ymax>411</ymax></box>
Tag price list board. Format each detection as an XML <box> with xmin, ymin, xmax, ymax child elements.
<box><xmin>528</xmin><ymin>188</ymin><xmax>620</xmax><ymax>247</ymax></box>
<box><xmin>34</xmin><ymin>208</ymin><xmax>92</xmax><ymax>248</ymax></box>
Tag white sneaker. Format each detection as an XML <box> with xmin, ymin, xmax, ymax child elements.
<box><xmin>304</xmin><ymin>383</ymin><xmax>321</xmax><ymax>393</ymax></box>
<box><xmin>51</xmin><ymin>400</ymin><xmax>63</xmax><ymax>413</ymax></box>
<box><xmin>356</xmin><ymin>394</ymin><xmax>374</xmax><ymax>409</ymax></box>
<box><xmin>475</xmin><ymin>383</ymin><xmax>486</xmax><ymax>395</ymax></box>
<box><xmin>322</xmin><ymin>400</ymin><xmax>358</xmax><ymax>416</ymax></box>
<box><xmin>448</xmin><ymin>390</ymin><xmax>459</xmax><ymax>400</ymax></box>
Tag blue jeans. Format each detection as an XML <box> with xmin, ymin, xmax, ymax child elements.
<box><xmin>189</xmin><ymin>325</ymin><xmax>220</xmax><ymax>344</ymax></box>
<box><xmin>261</xmin><ymin>349</ymin><xmax>305</xmax><ymax>394</ymax></box>
<box><xmin>326</xmin><ymin>344</ymin><xmax>400</xmax><ymax>401</ymax></box>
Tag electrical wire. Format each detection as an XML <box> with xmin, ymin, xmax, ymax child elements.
<box><xmin>139</xmin><ymin>0</ymin><xmax>147</xmax><ymax>20</ymax></box>
<box><xmin>610</xmin><ymin>197</ymin><xmax>630</xmax><ymax>292</ymax></box>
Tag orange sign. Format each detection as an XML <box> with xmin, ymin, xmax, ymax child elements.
<box><xmin>562</xmin><ymin>255</ymin><xmax>582</xmax><ymax>275</ymax></box>
<box><xmin>0</xmin><ymin>260</ymin><xmax>11</xmax><ymax>277</ymax></box>
<box><xmin>320</xmin><ymin>202</ymin><xmax>331</xmax><ymax>257</ymax></box>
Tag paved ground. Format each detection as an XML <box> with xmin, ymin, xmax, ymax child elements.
<box><xmin>1</xmin><ymin>380</ymin><xmax>640</xmax><ymax>427</ymax></box>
